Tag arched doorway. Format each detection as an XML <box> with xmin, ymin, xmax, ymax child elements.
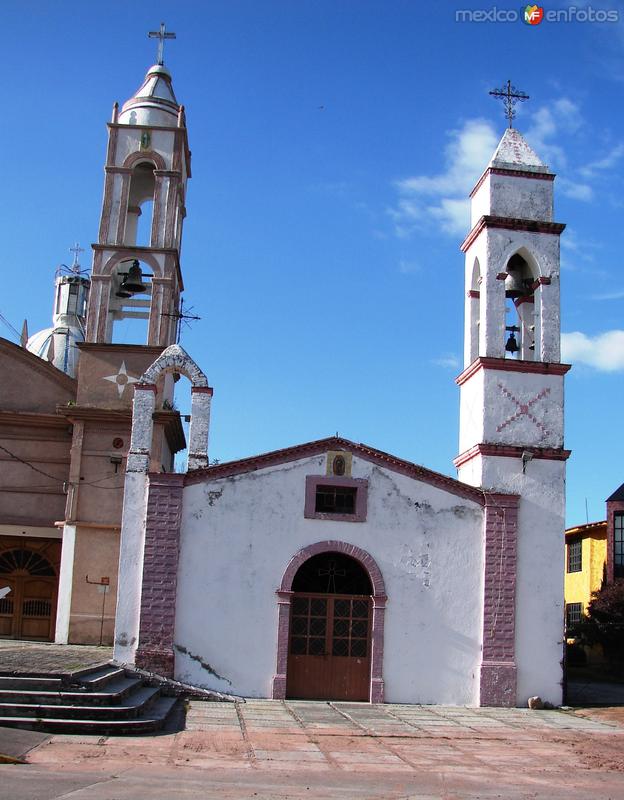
<box><xmin>0</xmin><ymin>547</ymin><xmax>59</xmax><ymax>641</ymax></box>
<box><xmin>285</xmin><ymin>551</ymin><xmax>375</xmax><ymax>701</ymax></box>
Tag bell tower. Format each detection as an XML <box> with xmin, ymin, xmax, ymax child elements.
<box><xmin>85</xmin><ymin>59</ymin><xmax>189</xmax><ymax>347</ymax></box>
<box><xmin>55</xmin><ymin>34</ymin><xmax>190</xmax><ymax>646</ymax></box>
<box><xmin>455</xmin><ymin>125</ymin><xmax>571</xmax><ymax>705</ymax></box>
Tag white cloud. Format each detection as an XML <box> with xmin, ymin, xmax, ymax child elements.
<box><xmin>561</xmin><ymin>330</ymin><xmax>624</xmax><ymax>371</ymax></box>
<box><xmin>390</xmin><ymin>98</ymin><xmax>591</xmax><ymax>242</ymax></box>
<box><xmin>431</xmin><ymin>353</ymin><xmax>460</xmax><ymax>369</ymax></box>
<box><xmin>591</xmin><ymin>290</ymin><xmax>624</xmax><ymax>301</ymax></box>
<box><xmin>398</xmin><ymin>259</ymin><xmax>420</xmax><ymax>274</ymax></box>
<box><xmin>580</xmin><ymin>143</ymin><xmax>624</xmax><ymax>179</ymax></box>
<box><xmin>390</xmin><ymin>118</ymin><xmax>497</xmax><ymax>237</ymax></box>
<box><xmin>525</xmin><ymin>98</ymin><xmax>583</xmax><ymax>169</ymax></box>
<box><xmin>557</xmin><ymin>178</ymin><xmax>593</xmax><ymax>202</ymax></box>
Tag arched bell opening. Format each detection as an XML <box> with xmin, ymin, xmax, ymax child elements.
<box><xmin>504</xmin><ymin>251</ymin><xmax>540</xmax><ymax>361</ymax></box>
<box><xmin>109</xmin><ymin>257</ymin><xmax>153</xmax><ymax>344</ymax></box>
<box><xmin>125</xmin><ymin>162</ymin><xmax>157</xmax><ymax>247</ymax></box>
<box><xmin>467</xmin><ymin>257</ymin><xmax>481</xmax><ymax>364</ymax></box>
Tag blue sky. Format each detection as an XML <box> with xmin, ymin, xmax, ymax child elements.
<box><xmin>2</xmin><ymin>1</ymin><xmax>623</xmax><ymax>526</ymax></box>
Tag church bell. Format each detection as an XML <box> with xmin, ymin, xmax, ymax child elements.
<box><xmin>504</xmin><ymin>266</ymin><xmax>526</xmax><ymax>299</ymax></box>
<box><xmin>118</xmin><ymin>260</ymin><xmax>147</xmax><ymax>295</ymax></box>
<box><xmin>505</xmin><ymin>327</ymin><xmax>520</xmax><ymax>354</ymax></box>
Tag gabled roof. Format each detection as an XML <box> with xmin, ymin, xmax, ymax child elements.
<box><xmin>607</xmin><ymin>481</ymin><xmax>624</xmax><ymax>502</ymax></box>
<box><xmin>488</xmin><ymin>128</ymin><xmax>551</xmax><ymax>173</ymax></box>
<box><xmin>0</xmin><ymin>336</ymin><xmax>76</xmax><ymax>394</ymax></box>
<box><xmin>185</xmin><ymin>435</ymin><xmax>486</xmax><ymax>505</ymax></box>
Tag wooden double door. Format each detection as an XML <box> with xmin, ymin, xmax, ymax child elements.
<box><xmin>0</xmin><ymin>544</ymin><xmax>59</xmax><ymax>641</ymax></box>
<box><xmin>286</xmin><ymin>593</ymin><xmax>372</xmax><ymax>701</ymax></box>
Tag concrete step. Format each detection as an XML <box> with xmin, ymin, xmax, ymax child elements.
<box><xmin>0</xmin><ymin>695</ymin><xmax>180</xmax><ymax>735</ymax></box>
<box><xmin>0</xmin><ymin>676</ymin><xmax>63</xmax><ymax>691</ymax></box>
<box><xmin>68</xmin><ymin>665</ymin><xmax>126</xmax><ymax>691</ymax></box>
<box><xmin>0</xmin><ymin>685</ymin><xmax>161</xmax><ymax>720</ymax></box>
<box><xmin>0</xmin><ymin>675</ymin><xmax>143</xmax><ymax>706</ymax></box>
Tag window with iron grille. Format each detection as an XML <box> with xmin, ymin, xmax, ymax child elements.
<box><xmin>315</xmin><ymin>485</ymin><xmax>357</xmax><ymax>515</ymax></box>
<box><xmin>615</xmin><ymin>513</ymin><xmax>624</xmax><ymax>578</ymax></box>
<box><xmin>567</xmin><ymin>538</ymin><xmax>582</xmax><ymax>573</ymax></box>
<box><xmin>566</xmin><ymin>602</ymin><xmax>582</xmax><ymax>630</ymax></box>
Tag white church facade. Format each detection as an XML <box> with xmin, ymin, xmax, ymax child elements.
<box><xmin>0</xmin><ymin>46</ymin><xmax>569</xmax><ymax>706</ymax></box>
<box><xmin>105</xmin><ymin>61</ymin><xmax>570</xmax><ymax>706</ymax></box>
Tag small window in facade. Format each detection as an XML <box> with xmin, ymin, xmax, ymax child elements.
<box><xmin>615</xmin><ymin>512</ymin><xmax>624</xmax><ymax>578</ymax></box>
<box><xmin>315</xmin><ymin>485</ymin><xmax>356</xmax><ymax>515</ymax></box>
<box><xmin>565</xmin><ymin>602</ymin><xmax>582</xmax><ymax>631</ymax></box>
<box><xmin>567</xmin><ymin>538</ymin><xmax>582</xmax><ymax>573</ymax></box>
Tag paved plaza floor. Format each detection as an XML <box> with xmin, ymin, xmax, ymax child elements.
<box><xmin>3</xmin><ymin>699</ymin><xmax>624</xmax><ymax>799</ymax></box>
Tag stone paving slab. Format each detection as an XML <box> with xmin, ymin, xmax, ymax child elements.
<box><xmin>16</xmin><ymin>698</ymin><xmax>624</xmax><ymax>799</ymax></box>
<box><xmin>0</xmin><ymin>641</ymin><xmax>113</xmax><ymax>674</ymax></box>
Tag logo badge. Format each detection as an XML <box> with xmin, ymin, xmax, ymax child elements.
<box><xmin>524</xmin><ymin>4</ymin><xmax>544</xmax><ymax>24</ymax></box>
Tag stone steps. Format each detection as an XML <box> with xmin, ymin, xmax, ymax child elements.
<box><xmin>0</xmin><ymin>663</ymin><xmax>182</xmax><ymax>735</ymax></box>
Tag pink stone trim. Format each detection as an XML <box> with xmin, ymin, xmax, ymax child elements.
<box><xmin>454</xmin><ymin>443</ymin><xmax>571</xmax><ymax>469</ymax></box>
<box><xmin>135</xmin><ymin>472</ymin><xmax>185</xmax><ymax>678</ymax></box>
<box><xmin>191</xmin><ymin>386</ymin><xmax>214</xmax><ymax>396</ymax></box>
<box><xmin>480</xmin><ymin>493</ymin><xmax>519</xmax><ymax>706</ymax></box>
<box><xmin>185</xmin><ymin>436</ymin><xmax>485</xmax><ymax>505</ymax></box>
<box><xmin>122</xmin><ymin>150</ymin><xmax>167</xmax><ymax>171</ymax></box>
<box><xmin>461</xmin><ymin>215</ymin><xmax>566</xmax><ymax>253</ymax></box>
<box><xmin>134</xmin><ymin>383</ymin><xmax>158</xmax><ymax>393</ymax></box>
<box><xmin>304</xmin><ymin>475</ymin><xmax>368</xmax><ymax>522</ymax></box>
<box><xmin>469</xmin><ymin>166</ymin><xmax>554</xmax><ymax>198</ymax></box>
<box><xmin>456</xmin><ymin>356</ymin><xmax>571</xmax><ymax>386</ymax></box>
<box><xmin>272</xmin><ymin>541</ymin><xmax>386</xmax><ymax>703</ymax></box>
<box><xmin>606</xmin><ymin>499</ymin><xmax>624</xmax><ymax>584</ymax></box>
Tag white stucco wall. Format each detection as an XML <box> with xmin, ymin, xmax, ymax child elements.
<box><xmin>174</xmin><ymin>453</ymin><xmax>484</xmax><ymax>704</ymax></box>
<box><xmin>478</xmin><ymin>454</ymin><xmax>565</xmax><ymax>706</ymax></box>
<box><xmin>459</xmin><ymin>367</ymin><xmax>564</xmax><ymax>455</ymax></box>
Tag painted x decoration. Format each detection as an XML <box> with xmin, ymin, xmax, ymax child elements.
<box><xmin>496</xmin><ymin>383</ymin><xmax>551</xmax><ymax>440</ymax></box>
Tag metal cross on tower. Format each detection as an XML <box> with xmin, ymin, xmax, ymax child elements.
<box><xmin>69</xmin><ymin>242</ymin><xmax>84</xmax><ymax>273</ymax></box>
<box><xmin>489</xmin><ymin>80</ymin><xmax>530</xmax><ymax>128</ymax></box>
<box><xmin>148</xmin><ymin>22</ymin><xmax>176</xmax><ymax>66</ymax></box>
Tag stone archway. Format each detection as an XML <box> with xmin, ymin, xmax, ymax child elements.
<box><xmin>272</xmin><ymin>540</ymin><xmax>386</xmax><ymax>703</ymax></box>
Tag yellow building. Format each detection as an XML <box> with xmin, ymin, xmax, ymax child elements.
<box><xmin>564</xmin><ymin>521</ymin><xmax>607</xmax><ymax>633</ymax></box>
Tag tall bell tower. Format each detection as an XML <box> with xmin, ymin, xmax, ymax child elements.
<box><xmin>454</xmin><ymin>125</ymin><xmax>571</xmax><ymax>704</ymax></box>
<box><xmin>85</xmin><ymin>61</ymin><xmax>189</xmax><ymax>347</ymax></box>
<box><xmin>55</xmin><ymin>30</ymin><xmax>190</xmax><ymax>646</ymax></box>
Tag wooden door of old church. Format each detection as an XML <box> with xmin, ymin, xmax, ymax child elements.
<box><xmin>0</xmin><ymin>543</ymin><xmax>59</xmax><ymax>641</ymax></box>
<box><xmin>285</xmin><ymin>552</ymin><xmax>373</xmax><ymax>702</ymax></box>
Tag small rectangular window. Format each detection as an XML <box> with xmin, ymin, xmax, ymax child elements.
<box><xmin>567</xmin><ymin>539</ymin><xmax>582</xmax><ymax>573</ymax></box>
<box><xmin>315</xmin><ymin>485</ymin><xmax>356</xmax><ymax>515</ymax></box>
<box><xmin>566</xmin><ymin>602</ymin><xmax>582</xmax><ymax>631</ymax></box>
<box><xmin>615</xmin><ymin>513</ymin><xmax>624</xmax><ymax>579</ymax></box>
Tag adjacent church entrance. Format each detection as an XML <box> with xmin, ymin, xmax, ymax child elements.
<box><xmin>286</xmin><ymin>552</ymin><xmax>373</xmax><ymax>701</ymax></box>
<box><xmin>0</xmin><ymin>541</ymin><xmax>60</xmax><ymax>641</ymax></box>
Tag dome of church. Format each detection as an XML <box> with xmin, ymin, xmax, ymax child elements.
<box><xmin>118</xmin><ymin>64</ymin><xmax>180</xmax><ymax>127</ymax></box>
<box><xmin>27</xmin><ymin>324</ymin><xmax>84</xmax><ymax>378</ymax></box>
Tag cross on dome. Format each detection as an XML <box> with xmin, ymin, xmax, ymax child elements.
<box><xmin>69</xmin><ymin>242</ymin><xmax>84</xmax><ymax>273</ymax></box>
<box><xmin>148</xmin><ymin>22</ymin><xmax>176</xmax><ymax>66</ymax></box>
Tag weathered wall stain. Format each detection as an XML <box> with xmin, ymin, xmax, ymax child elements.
<box><xmin>174</xmin><ymin>643</ymin><xmax>232</xmax><ymax>685</ymax></box>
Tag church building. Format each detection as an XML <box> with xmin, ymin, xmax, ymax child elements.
<box><xmin>0</xmin><ymin>43</ymin><xmax>570</xmax><ymax>707</ymax></box>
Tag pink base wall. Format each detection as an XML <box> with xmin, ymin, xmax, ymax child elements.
<box><xmin>134</xmin><ymin>472</ymin><xmax>185</xmax><ymax>678</ymax></box>
<box><xmin>480</xmin><ymin>493</ymin><xmax>519</xmax><ymax>706</ymax></box>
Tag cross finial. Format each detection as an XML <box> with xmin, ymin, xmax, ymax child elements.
<box><xmin>489</xmin><ymin>80</ymin><xmax>530</xmax><ymax>128</ymax></box>
<box><xmin>148</xmin><ymin>22</ymin><xmax>176</xmax><ymax>66</ymax></box>
<box><xmin>69</xmin><ymin>242</ymin><xmax>84</xmax><ymax>273</ymax></box>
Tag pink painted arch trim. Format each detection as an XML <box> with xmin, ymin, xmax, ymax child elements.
<box><xmin>272</xmin><ymin>540</ymin><xmax>386</xmax><ymax>703</ymax></box>
<box><xmin>279</xmin><ymin>540</ymin><xmax>386</xmax><ymax>595</ymax></box>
